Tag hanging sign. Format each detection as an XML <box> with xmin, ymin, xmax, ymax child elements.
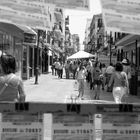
<box><xmin>102</xmin><ymin>114</ymin><xmax>140</xmax><ymax>140</ymax></box>
<box><xmin>1</xmin><ymin>113</ymin><xmax>43</xmax><ymax>140</ymax></box>
<box><xmin>52</xmin><ymin>114</ymin><xmax>95</xmax><ymax>140</ymax></box>
<box><xmin>100</xmin><ymin>0</ymin><xmax>140</xmax><ymax>35</ymax></box>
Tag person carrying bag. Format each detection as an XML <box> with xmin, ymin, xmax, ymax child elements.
<box><xmin>0</xmin><ymin>54</ymin><xmax>25</xmax><ymax>102</ymax></box>
<box><xmin>108</xmin><ymin>62</ymin><xmax>129</xmax><ymax>104</ymax></box>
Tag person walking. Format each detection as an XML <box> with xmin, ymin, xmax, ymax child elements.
<box><xmin>105</xmin><ymin>63</ymin><xmax>115</xmax><ymax>92</ymax></box>
<box><xmin>122</xmin><ymin>58</ymin><xmax>131</xmax><ymax>94</ymax></box>
<box><xmin>76</xmin><ymin>64</ymin><xmax>86</xmax><ymax>99</ymax></box>
<box><xmin>90</xmin><ymin>60</ymin><xmax>95</xmax><ymax>90</ymax></box>
<box><xmin>54</xmin><ymin>59</ymin><xmax>60</xmax><ymax>76</ymax></box>
<box><xmin>86</xmin><ymin>61</ymin><xmax>92</xmax><ymax>83</ymax></box>
<box><xmin>108</xmin><ymin>62</ymin><xmax>129</xmax><ymax>104</ymax></box>
<box><xmin>92</xmin><ymin>61</ymin><xmax>102</xmax><ymax>100</ymax></box>
<box><xmin>51</xmin><ymin>62</ymin><xmax>55</xmax><ymax>75</ymax></box>
<box><xmin>71</xmin><ymin>61</ymin><xmax>78</xmax><ymax>79</ymax></box>
<box><xmin>0</xmin><ymin>54</ymin><xmax>25</xmax><ymax>102</ymax></box>
<box><xmin>101</xmin><ymin>63</ymin><xmax>107</xmax><ymax>90</ymax></box>
<box><xmin>65</xmin><ymin>60</ymin><xmax>70</xmax><ymax>79</ymax></box>
<box><xmin>58</xmin><ymin>62</ymin><xmax>64</xmax><ymax>79</ymax></box>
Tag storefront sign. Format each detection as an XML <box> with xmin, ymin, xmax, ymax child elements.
<box><xmin>100</xmin><ymin>0</ymin><xmax>140</xmax><ymax>35</ymax></box>
<box><xmin>102</xmin><ymin>114</ymin><xmax>140</xmax><ymax>140</ymax></box>
<box><xmin>52</xmin><ymin>114</ymin><xmax>94</xmax><ymax>140</ymax></box>
<box><xmin>1</xmin><ymin>113</ymin><xmax>43</xmax><ymax>140</ymax></box>
<box><xmin>24</xmin><ymin>33</ymin><xmax>37</xmax><ymax>44</ymax></box>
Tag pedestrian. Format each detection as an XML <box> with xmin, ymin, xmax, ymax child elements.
<box><xmin>90</xmin><ymin>60</ymin><xmax>95</xmax><ymax>90</ymax></box>
<box><xmin>86</xmin><ymin>61</ymin><xmax>92</xmax><ymax>83</ymax></box>
<box><xmin>71</xmin><ymin>61</ymin><xmax>78</xmax><ymax>79</ymax></box>
<box><xmin>58</xmin><ymin>62</ymin><xmax>63</xmax><ymax>79</ymax></box>
<box><xmin>0</xmin><ymin>54</ymin><xmax>25</xmax><ymax>102</ymax></box>
<box><xmin>101</xmin><ymin>63</ymin><xmax>106</xmax><ymax>90</ymax></box>
<box><xmin>54</xmin><ymin>59</ymin><xmax>60</xmax><ymax>76</ymax></box>
<box><xmin>105</xmin><ymin>63</ymin><xmax>115</xmax><ymax>92</ymax></box>
<box><xmin>76</xmin><ymin>64</ymin><xmax>86</xmax><ymax>99</ymax></box>
<box><xmin>108</xmin><ymin>62</ymin><xmax>129</xmax><ymax>104</ymax></box>
<box><xmin>92</xmin><ymin>61</ymin><xmax>102</xmax><ymax>100</ymax></box>
<box><xmin>51</xmin><ymin>62</ymin><xmax>55</xmax><ymax>75</ymax></box>
<box><xmin>65</xmin><ymin>60</ymin><xmax>70</xmax><ymax>79</ymax></box>
<box><xmin>122</xmin><ymin>58</ymin><xmax>131</xmax><ymax>93</ymax></box>
<box><xmin>130</xmin><ymin>63</ymin><xmax>136</xmax><ymax>95</ymax></box>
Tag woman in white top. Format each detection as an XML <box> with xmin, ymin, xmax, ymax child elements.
<box><xmin>108</xmin><ymin>62</ymin><xmax>129</xmax><ymax>104</ymax></box>
<box><xmin>76</xmin><ymin>64</ymin><xmax>86</xmax><ymax>99</ymax></box>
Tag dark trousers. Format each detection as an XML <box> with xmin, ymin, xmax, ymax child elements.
<box><xmin>59</xmin><ymin>69</ymin><xmax>63</xmax><ymax>78</ymax></box>
<box><xmin>130</xmin><ymin>76</ymin><xmax>137</xmax><ymax>95</ymax></box>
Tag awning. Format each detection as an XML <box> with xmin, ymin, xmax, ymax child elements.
<box><xmin>0</xmin><ymin>22</ymin><xmax>37</xmax><ymax>39</ymax></box>
<box><xmin>115</xmin><ymin>34</ymin><xmax>140</xmax><ymax>47</ymax></box>
<box><xmin>67</xmin><ymin>51</ymin><xmax>95</xmax><ymax>59</ymax></box>
<box><xmin>16</xmin><ymin>24</ymin><xmax>37</xmax><ymax>35</ymax></box>
<box><xmin>0</xmin><ymin>22</ymin><xmax>24</xmax><ymax>39</ymax></box>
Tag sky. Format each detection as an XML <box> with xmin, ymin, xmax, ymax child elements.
<box><xmin>65</xmin><ymin>0</ymin><xmax>102</xmax><ymax>50</ymax></box>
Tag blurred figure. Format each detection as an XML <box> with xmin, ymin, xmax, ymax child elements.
<box><xmin>130</xmin><ymin>62</ymin><xmax>136</xmax><ymax>95</ymax></box>
<box><xmin>0</xmin><ymin>54</ymin><xmax>25</xmax><ymax>102</ymax></box>
<box><xmin>101</xmin><ymin>63</ymin><xmax>107</xmax><ymax>90</ymax></box>
<box><xmin>54</xmin><ymin>59</ymin><xmax>60</xmax><ymax>76</ymax></box>
<box><xmin>90</xmin><ymin>60</ymin><xmax>95</xmax><ymax>90</ymax></box>
<box><xmin>86</xmin><ymin>61</ymin><xmax>92</xmax><ymax>83</ymax></box>
<box><xmin>65</xmin><ymin>60</ymin><xmax>70</xmax><ymax>79</ymax></box>
<box><xmin>122</xmin><ymin>58</ymin><xmax>131</xmax><ymax>93</ymax></box>
<box><xmin>71</xmin><ymin>61</ymin><xmax>78</xmax><ymax>79</ymax></box>
<box><xmin>58</xmin><ymin>62</ymin><xmax>64</xmax><ymax>79</ymax></box>
<box><xmin>105</xmin><ymin>63</ymin><xmax>115</xmax><ymax>92</ymax></box>
<box><xmin>108</xmin><ymin>62</ymin><xmax>129</xmax><ymax>104</ymax></box>
<box><xmin>76</xmin><ymin>64</ymin><xmax>86</xmax><ymax>99</ymax></box>
<box><xmin>92</xmin><ymin>61</ymin><xmax>102</xmax><ymax>100</ymax></box>
<box><xmin>51</xmin><ymin>62</ymin><xmax>55</xmax><ymax>75</ymax></box>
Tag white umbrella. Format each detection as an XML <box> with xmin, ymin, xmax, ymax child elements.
<box><xmin>67</xmin><ymin>50</ymin><xmax>95</xmax><ymax>59</ymax></box>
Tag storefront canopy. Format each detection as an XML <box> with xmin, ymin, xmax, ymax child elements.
<box><xmin>0</xmin><ymin>22</ymin><xmax>36</xmax><ymax>39</ymax></box>
<box><xmin>67</xmin><ymin>50</ymin><xmax>95</xmax><ymax>59</ymax></box>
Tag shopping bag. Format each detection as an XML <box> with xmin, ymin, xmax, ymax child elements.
<box><xmin>73</xmin><ymin>80</ymin><xmax>79</xmax><ymax>90</ymax></box>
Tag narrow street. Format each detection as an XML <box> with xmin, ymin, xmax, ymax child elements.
<box><xmin>24</xmin><ymin>73</ymin><xmax>140</xmax><ymax>104</ymax></box>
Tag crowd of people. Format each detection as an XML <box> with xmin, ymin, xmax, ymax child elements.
<box><xmin>51</xmin><ymin>58</ymin><xmax>136</xmax><ymax>103</ymax></box>
<box><xmin>0</xmin><ymin>52</ymin><xmax>135</xmax><ymax>104</ymax></box>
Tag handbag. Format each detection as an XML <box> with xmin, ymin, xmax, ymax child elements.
<box><xmin>73</xmin><ymin>80</ymin><xmax>79</xmax><ymax>90</ymax></box>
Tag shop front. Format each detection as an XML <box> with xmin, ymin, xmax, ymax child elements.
<box><xmin>116</xmin><ymin>34</ymin><xmax>140</xmax><ymax>96</ymax></box>
<box><xmin>0</xmin><ymin>22</ymin><xmax>37</xmax><ymax>79</ymax></box>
